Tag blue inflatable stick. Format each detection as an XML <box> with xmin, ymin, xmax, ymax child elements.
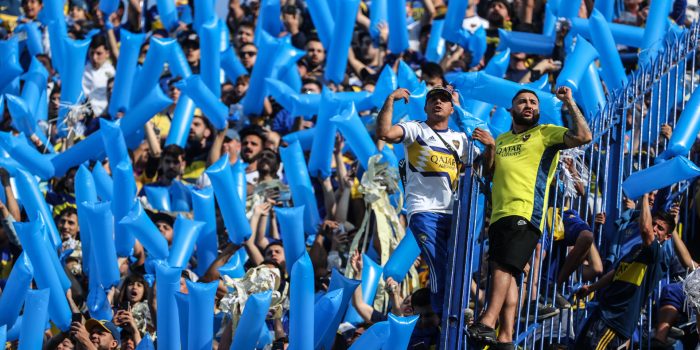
<box><xmin>14</xmin><ymin>170</ymin><xmax>61</xmax><ymax>247</ymax></box>
<box><xmin>199</xmin><ymin>19</ymin><xmax>222</xmax><ymax>97</ymax></box>
<box><xmin>0</xmin><ymin>253</ymin><xmax>33</xmax><ymax>328</ymax></box>
<box><xmin>191</xmin><ymin>187</ymin><xmax>218</xmax><ymax>276</ymax></box>
<box><xmin>274</xmin><ymin>206</ymin><xmax>306</xmax><ymax>270</ymax></box>
<box><xmin>425</xmin><ymin>19</ymin><xmax>446</xmax><ymax>63</ymax></box>
<box><xmin>230</xmin><ymin>291</ymin><xmax>273</xmax><ymax>350</ymax></box>
<box><xmin>18</xmin><ymin>288</ymin><xmax>50</xmax><ymax>350</ymax></box>
<box><xmin>168</xmin><ymin>216</ymin><xmax>204</xmax><ymax>268</ymax></box>
<box><xmin>242</xmin><ymin>31</ymin><xmax>281</xmax><ymax>116</ymax></box>
<box><xmin>112</xmin><ymin>161</ymin><xmax>137</xmax><ymax>256</ymax></box>
<box><xmin>92</xmin><ymin>164</ymin><xmax>113</xmax><ymax>201</ymax></box>
<box><xmin>165</xmin><ymin>95</ymin><xmax>197</xmax><ymax>148</ymax></box>
<box><xmin>282</xmin><ymin>128</ymin><xmax>316</xmax><ymax>151</ymax></box>
<box><xmin>313</xmin><ymin>288</ymin><xmax>345</xmax><ymax>349</ymax></box>
<box><xmin>176</xmin><ymin>75</ymin><xmax>228</xmax><ymax>130</ymax></box>
<box><xmin>290</xmin><ymin>253</ymin><xmax>314</xmax><ymax>350</ymax></box>
<box><xmin>279</xmin><ymin>141</ymin><xmax>321</xmax><ymax>234</ymax></box>
<box><xmin>231</xmin><ymin>160</ymin><xmax>247</xmax><ymax>201</ymax></box>
<box><xmin>385</xmin><ymin>314</ymin><xmax>420</xmax><ymax>350</ymax></box>
<box><xmin>0</xmin><ymin>38</ymin><xmax>23</xmax><ymax>90</ymax></box>
<box><xmin>109</xmin><ymin>30</ymin><xmax>145</xmax><ymax>118</ymax></box>
<box><xmin>325</xmin><ymin>0</ymin><xmax>361</xmax><ymax>83</ymax></box>
<box><xmin>13</xmin><ymin>220</ymin><xmax>71</xmax><ymax>331</ymax></box>
<box><xmin>556</xmin><ymin>36</ymin><xmax>599</xmax><ymax>92</ymax></box>
<box><xmin>0</xmin><ymin>132</ymin><xmax>54</xmax><ymax>180</ymax></box>
<box><xmin>206</xmin><ymin>154</ymin><xmax>252</xmax><ymax>243</ymax></box>
<box><xmin>193</xmin><ymin>0</ymin><xmax>215</xmax><ymax>31</ymax></box>
<box><xmin>218</xmin><ymin>248</ymin><xmax>247</xmax><ymax>278</ymax></box>
<box><xmin>570</xmin><ymin>17</ymin><xmax>644</xmax><ymax>48</ymax></box>
<box><xmin>622</xmin><ymin>157</ymin><xmax>700</xmax><ymax>200</ymax></box>
<box><xmin>306</xmin><ymin>0</ymin><xmax>334</xmax><ymax>49</ymax></box>
<box><xmin>387</xmin><ymin>0</ymin><xmax>409</xmax><ymax>53</ymax></box>
<box><xmin>187</xmin><ymin>280</ymin><xmax>219</xmax><ymax>349</ymax></box>
<box><xmin>344</xmin><ymin>254</ymin><xmax>383</xmax><ymax>324</ymax></box>
<box><xmin>659</xmin><ymin>84</ymin><xmax>700</xmax><ymax>159</ymax></box>
<box><xmin>348</xmin><ymin>321</ymin><xmax>389</xmax><ymax>350</ymax></box>
<box><xmin>309</xmin><ymin>89</ymin><xmax>343</xmax><ymax>178</ymax></box>
<box><xmin>155</xmin><ymin>261</ymin><xmax>182</xmax><ymax>350</ymax></box>
<box><xmin>589</xmin><ymin>12</ymin><xmax>627</xmax><ymax>91</ymax></box>
<box><xmin>383</xmin><ymin>233</ymin><xmax>420</xmax><ymax>283</ymax></box>
<box><xmin>156</xmin><ymin>0</ymin><xmax>179</xmax><ymax>30</ymax></box>
<box><xmin>120</xmin><ymin>201</ymin><xmax>170</xmax><ymax>259</ymax></box>
<box><xmin>74</xmin><ymin>166</ymin><xmax>96</xmax><ymax>275</ymax></box>
<box><xmin>332</xmin><ymin>104</ymin><xmax>379</xmax><ymax>169</ymax></box>
<box><xmin>82</xmin><ymin>201</ymin><xmax>121</xmax><ymax>288</ymax></box>
<box><xmin>131</xmin><ymin>37</ymin><xmax>175</xmax><ymax>106</ymax></box>
<box><xmin>221</xmin><ymin>46</ymin><xmax>248</xmax><ymax>82</ymax></box>
<box><xmin>145</xmin><ymin>186</ymin><xmax>171</xmax><ymax>212</ymax></box>
<box><xmin>574</xmin><ymin>63</ymin><xmax>606</xmax><ymax>121</ymax></box>
<box><xmin>319</xmin><ymin>270</ymin><xmax>361</xmax><ymax>349</ymax></box>
<box><xmin>370</xmin><ymin>65</ymin><xmax>398</xmax><ymax>108</ymax></box>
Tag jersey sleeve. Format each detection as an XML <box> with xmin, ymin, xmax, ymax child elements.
<box><xmin>397</xmin><ymin>121</ymin><xmax>420</xmax><ymax>144</ymax></box>
<box><xmin>541</xmin><ymin>124</ymin><xmax>569</xmax><ymax>147</ymax></box>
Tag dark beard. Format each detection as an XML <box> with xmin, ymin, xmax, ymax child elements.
<box><xmin>487</xmin><ymin>12</ymin><xmax>505</xmax><ymax>27</ymax></box>
<box><xmin>511</xmin><ymin>110</ymin><xmax>540</xmax><ymax>127</ymax></box>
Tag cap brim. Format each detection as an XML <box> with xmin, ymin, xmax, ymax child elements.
<box><xmin>85</xmin><ymin>319</ymin><xmax>111</xmax><ymax>335</ymax></box>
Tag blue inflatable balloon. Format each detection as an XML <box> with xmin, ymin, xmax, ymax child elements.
<box><xmin>639</xmin><ymin>0</ymin><xmax>671</xmax><ymax>65</ymax></box>
<box><xmin>99</xmin><ymin>0</ymin><xmax>119</xmax><ymax>16</ymax></box>
<box><xmin>589</xmin><ymin>12</ymin><xmax>628</xmax><ymax>91</ymax></box>
<box><xmin>13</xmin><ymin>220</ymin><xmax>71</xmax><ymax>331</ymax></box>
<box><xmin>46</xmin><ymin>20</ymin><xmax>67</xmax><ymax>74</ymax></box>
<box><xmin>0</xmin><ymin>325</ymin><xmax>5</xmax><ymax>348</ymax></box>
<box><xmin>574</xmin><ymin>63</ymin><xmax>606</xmax><ymax>121</ymax></box>
<box><xmin>82</xmin><ymin>201</ymin><xmax>121</xmax><ymax>288</ymax></box>
<box><xmin>193</xmin><ymin>0</ymin><xmax>215</xmax><ymax>31</ymax></box>
<box><xmin>369</xmin><ymin>0</ymin><xmax>388</xmax><ymax>40</ymax></box>
<box><xmin>660</xmin><ymin>87</ymin><xmax>700</xmax><ymax>159</ymax></box>
<box><xmin>91</xmin><ymin>164</ymin><xmax>113</xmax><ymax>201</ymax></box>
<box><xmin>52</xmin><ymin>86</ymin><xmax>172</xmax><ymax>176</ymax></box>
<box><xmin>370</xmin><ymin>65</ymin><xmax>398</xmax><ymax>108</ymax></box>
<box><xmin>74</xmin><ymin>166</ymin><xmax>96</xmax><ymax>275</ymax></box>
<box><xmin>397</xmin><ymin>60</ymin><xmax>420</xmax><ymax>92</ymax></box>
<box><xmin>175</xmin><ymin>292</ymin><xmax>190</xmax><ymax>348</ymax></box>
<box><xmin>36</xmin><ymin>215</ymin><xmax>71</xmax><ymax>292</ymax></box>
<box><xmin>21</xmin><ymin>58</ymin><xmax>49</xmax><ymax>117</ymax></box>
<box><xmin>168</xmin><ymin>216</ymin><xmax>204</xmax><ymax>268</ymax></box>
<box><xmin>292</xmin><ymin>93</ymin><xmax>322</xmax><ymax>118</ymax></box>
<box><xmin>527</xmin><ymin>73</ymin><xmax>551</xmax><ymax>91</ymax></box>
<box><xmin>242</xmin><ymin>31</ymin><xmax>281</xmax><ymax>116</ymax></box>
<box><xmin>497</xmin><ymin>29</ymin><xmax>555</xmax><ymax>56</ymax></box>
<box><xmin>489</xmin><ymin>107</ymin><xmax>512</xmax><ymax>138</ymax></box>
<box><xmin>191</xmin><ymin>187</ymin><xmax>218</xmax><ymax>276</ymax></box>
<box><xmin>145</xmin><ymin>186</ymin><xmax>171</xmax><ymax>212</ymax></box>
<box><xmin>206</xmin><ymin>154</ymin><xmax>252</xmax><ymax>244</ymax></box>
<box><xmin>170</xmin><ymin>181</ymin><xmax>192</xmax><ymax>212</ymax></box>
<box><xmin>57</xmin><ymin>38</ymin><xmax>90</xmax><ymax>134</ymax></box>
<box><xmin>112</xmin><ymin>161</ymin><xmax>137</xmax><ymax>256</ymax></box>
<box><xmin>319</xmin><ymin>269</ymin><xmax>361</xmax><ymax>349</ymax></box>
<box><xmin>86</xmin><ymin>268</ymin><xmax>114</xmax><ymax>321</ymax></box>
<box><xmin>265</xmin><ymin>78</ymin><xmax>298</xmax><ymax>111</ymax></box>
<box><xmin>0</xmin><ymin>253</ymin><xmax>33</xmax><ymax>328</ymax></box>
<box><xmin>0</xmin><ymin>38</ymin><xmax>23</xmax><ymax>90</ymax></box>
<box><xmin>406</xmin><ymin>82</ymin><xmax>428</xmax><ymax>121</ymax></box>
<box><xmin>282</xmin><ymin>127</ymin><xmax>316</xmax><ymax>151</ymax></box>
<box><xmin>331</xmin><ymin>104</ymin><xmax>378</xmax><ymax>169</ymax></box>
<box><xmin>313</xmin><ymin>288</ymin><xmax>344</xmax><ymax>349</ymax></box>
<box><xmin>156</xmin><ymin>0</ymin><xmax>179</xmax><ymax>30</ymax></box>
<box><xmin>176</xmin><ymin>75</ymin><xmax>227</xmax><ymax>130</ymax></box>
<box><xmin>155</xmin><ymin>261</ymin><xmax>182</xmax><ymax>350</ymax></box>
<box><xmin>309</xmin><ymin>90</ymin><xmax>342</xmax><ymax>178</ymax></box>
<box><xmin>442</xmin><ymin>0</ymin><xmax>471</xmax><ymax>48</ymax></box>
<box><xmin>325</xmin><ymin>0</ymin><xmax>361</xmax><ymax>83</ymax></box>
<box><xmin>187</xmin><ymin>280</ymin><xmax>218</xmax><ymax>350</ymax></box>
<box><xmin>279</xmin><ymin>141</ymin><xmax>321</xmax><ymax>235</ymax></box>
<box><xmin>385</xmin><ymin>314</ymin><xmax>420</xmax><ymax>350</ymax></box>
<box><xmin>449</xmin><ymin>71</ymin><xmax>563</xmax><ymax>120</ymax></box>
<box><xmin>344</xmin><ymin>254</ymin><xmax>383</xmax><ymax>324</ymax></box>
<box><xmin>425</xmin><ymin>19</ymin><xmax>446</xmax><ymax>63</ymax></box>
<box><xmin>199</xmin><ymin>19</ymin><xmax>222</xmax><ymax>97</ymax></box>
<box><xmin>165</xmin><ymin>95</ymin><xmax>197</xmax><ymax>148</ymax></box>
<box><xmin>556</xmin><ymin>36</ymin><xmax>599</xmax><ymax>92</ymax></box>
<box><xmin>218</xmin><ymin>247</ymin><xmax>247</xmax><ymax>278</ymax></box>
<box><xmin>14</xmin><ymin>170</ymin><xmax>61</xmax><ymax>247</ymax></box>
<box><xmin>230</xmin><ymin>291</ymin><xmax>273</xmax><ymax>350</ymax></box>
<box><xmin>131</xmin><ymin>37</ymin><xmax>175</xmax><ymax>106</ymax></box>
<box><xmin>230</xmin><ymin>160</ymin><xmax>247</xmax><ymax>201</ymax></box>
<box><xmin>0</xmin><ymin>132</ymin><xmax>54</xmax><ymax>179</ymax></box>
<box><xmin>290</xmin><ymin>253</ymin><xmax>314</xmax><ymax>350</ymax></box>
<box><xmin>542</xmin><ymin>3</ymin><xmax>557</xmax><ymax>36</ymax></box>
<box><xmin>120</xmin><ymin>201</ymin><xmax>170</xmax><ymax>259</ymax></box>
<box><xmin>221</xmin><ymin>46</ymin><xmax>248</xmax><ymax>83</ymax></box>
<box><xmin>109</xmin><ymin>30</ymin><xmax>145</xmax><ymax>118</ymax></box>
<box><xmin>274</xmin><ymin>206</ymin><xmax>306</xmax><ymax>269</ymax></box>
<box><xmin>5</xmin><ymin>316</ymin><xmax>21</xmax><ymax>342</ymax></box>
<box><xmin>306</xmin><ymin>0</ymin><xmax>334</xmax><ymax>50</ymax></box>
<box><xmin>168</xmin><ymin>44</ymin><xmax>193</xmax><ymax>79</ymax></box>
<box><xmin>136</xmin><ymin>333</ymin><xmax>155</xmax><ymax>350</ymax></box>
<box><xmin>256</xmin><ymin>0</ymin><xmax>282</xmax><ymax>40</ymax></box>
<box><xmin>99</xmin><ymin>119</ymin><xmax>129</xmax><ymax>165</ymax></box>
<box><xmin>348</xmin><ymin>321</ymin><xmax>389</xmax><ymax>350</ymax></box>
<box><xmin>622</xmin><ymin>156</ymin><xmax>700</xmax><ymax>200</ymax></box>
<box><xmin>570</xmin><ymin>18</ymin><xmax>644</xmax><ymax>48</ymax></box>
<box><xmin>18</xmin><ymin>288</ymin><xmax>50</xmax><ymax>350</ymax></box>
<box><xmin>15</xmin><ymin>22</ymin><xmax>43</xmax><ymax>57</ymax></box>
<box><xmin>383</xmin><ymin>233</ymin><xmax>420</xmax><ymax>283</ymax></box>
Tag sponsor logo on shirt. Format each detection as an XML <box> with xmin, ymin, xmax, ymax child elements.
<box><xmin>496</xmin><ymin>144</ymin><xmax>522</xmax><ymax>157</ymax></box>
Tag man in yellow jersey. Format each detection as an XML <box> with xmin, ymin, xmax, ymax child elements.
<box><xmin>468</xmin><ymin>86</ymin><xmax>592</xmax><ymax>349</ymax></box>
<box><xmin>376</xmin><ymin>85</ymin><xmax>469</xmax><ymax>316</ymax></box>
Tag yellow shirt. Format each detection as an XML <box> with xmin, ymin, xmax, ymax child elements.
<box><xmin>491</xmin><ymin>124</ymin><xmax>568</xmax><ymax>232</ymax></box>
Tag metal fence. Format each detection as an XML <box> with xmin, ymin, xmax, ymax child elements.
<box><xmin>441</xmin><ymin>21</ymin><xmax>700</xmax><ymax>349</ymax></box>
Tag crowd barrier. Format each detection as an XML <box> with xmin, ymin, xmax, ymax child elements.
<box><xmin>442</xmin><ymin>21</ymin><xmax>700</xmax><ymax>350</ymax></box>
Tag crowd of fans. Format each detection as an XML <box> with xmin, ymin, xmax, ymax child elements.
<box><xmin>0</xmin><ymin>0</ymin><xmax>699</xmax><ymax>349</ymax></box>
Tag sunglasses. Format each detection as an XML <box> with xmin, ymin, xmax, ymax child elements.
<box><xmin>240</xmin><ymin>51</ymin><xmax>257</xmax><ymax>57</ymax></box>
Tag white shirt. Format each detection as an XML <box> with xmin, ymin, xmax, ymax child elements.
<box><xmin>398</xmin><ymin>121</ymin><xmax>469</xmax><ymax>219</ymax></box>
<box><xmin>82</xmin><ymin>62</ymin><xmax>115</xmax><ymax>116</ymax></box>
<box><xmin>462</xmin><ymin>15</ymin><xmax>489</xmax><ymax>34</ymax></box>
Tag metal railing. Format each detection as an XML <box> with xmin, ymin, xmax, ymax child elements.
<box><xmin>442</xmin><ymin>21</ymin><xmax>700</xmax><ymax>349</ymax></box>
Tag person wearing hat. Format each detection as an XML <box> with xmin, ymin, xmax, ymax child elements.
<box><xmin>180</xmin><ymin>31</ymin><xmax>200</xmax><ymax>74</ymax></box>
<box><xmin>376</xmin><ymin>85</ymin><xmax>469</xmax><ymax>317</ymax></box>
<box><xmin>70</xmin><ymin>319</ymin><xmax>120</xmax><ymax>350</ymax></box>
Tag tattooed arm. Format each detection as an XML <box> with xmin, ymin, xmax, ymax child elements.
<box><xmin>556</xmin><ymin>86</ymin><xmax>593</xmax><ymax>148</ymax></box>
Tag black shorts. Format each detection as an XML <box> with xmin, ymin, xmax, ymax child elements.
<box><xmin>488</xmin><ymin>216</ymin><xmax>540</xmax><ymax>274</ymax></box>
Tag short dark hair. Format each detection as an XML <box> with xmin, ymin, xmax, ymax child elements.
<box><xmin>238</xmin><ymin>20</ymin><xmax>255</xmax><ymax>31</ymax></box>
<box><xmin>162</xmin><ymin>144</ymin><xmax>185</xmax><ymax>160</ymax></box>
<box><xmin>512</xmin><ymin>89</ymin><xmax>540</xmax><ymax>103</ymax></box>
<box><xmin>653</xmin><ymin>212</ymin><xmax>676</xmax><ymax>234</ymax></box>
<box><xmin>411</xmin><ymin>288</ymin><xmax>431</xmax><ymax>308</ymax></box>
<box><xmin>89</xmin><ymin>34</ymin><xmax>108</xmax><ymax>51</ymax></box>
<box><xmin>58</xmin><ymin>206</ymin><xmax>78</xmax><ymax>218</ymax></box>
<box><xmin>421</xmin><ymin>62</ymin><xmax>445</xmax><ymax>84</ymax></box>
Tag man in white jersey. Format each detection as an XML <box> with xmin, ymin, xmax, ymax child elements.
<box><xmin>376</xmin><ymin>85</ymin><xmax>469</xmax><ymax>315</ymax></box>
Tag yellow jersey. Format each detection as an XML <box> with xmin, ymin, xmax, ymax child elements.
<box><xmin>491</xmin><ymin>124</ymin><xmax>568</xmax><ymax>232</ymax></box>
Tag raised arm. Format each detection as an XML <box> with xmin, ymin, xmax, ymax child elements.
<box><xmin>472</xmin><ymin>128</ymin><xmax>495</xmax><ymax>176</ymax></box>
<box><xmin>376</xmin><ymin>89</ymin><xmax>410</xmax><ymax>144</ymax></box>
<box><xmin>555</xmin><ymin>86</ymin><xmax>592</xmax><ymax>148</ymax></box>
<box><xmin>639</xmin><ymin>193</ymin><xmax>655</xmax><ymax>246</ymax></box>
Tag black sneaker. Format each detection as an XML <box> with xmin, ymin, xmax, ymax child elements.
<box><xmin>554</xmin><ymin>292</ymin><xmax>571</xmax><ymax>309</ymax></box>
<box><xmin>521</xmin><ymin>301</ymin><xmax>560</xmax><ymax>322</ymax></box>
<box><xmin>466</xmin><ymin>322</ymin><xmax>497</xmax><ymax>345</ymax></box>
<box><xmin>668</xmin><ymin>326</ymin><xmax>684</xmax><ymax>339</ymax></box>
